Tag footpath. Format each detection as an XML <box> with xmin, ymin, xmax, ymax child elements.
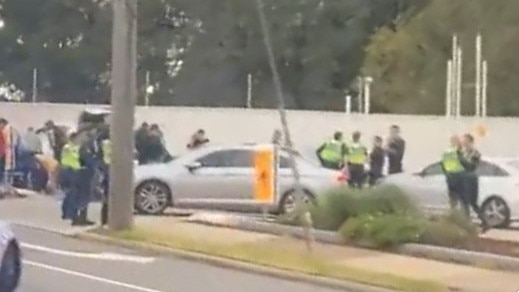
<box><xmin>1</xmin><ymin>195</ymin><xmax>518</xmax><ymax>292</ymax></box>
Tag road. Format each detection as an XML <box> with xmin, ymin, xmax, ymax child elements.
<box><xmin>15</xmin><ymin>225</ymin><xmax>343</xmax><ymax>292</ymax></box>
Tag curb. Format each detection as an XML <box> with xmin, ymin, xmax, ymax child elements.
<box><xmin>76</xmin><ymin>232</ymin><xmax>395</xmax><ymax>292</ymax></box>
<box><xmin>186</xmin><ymin>217</ymin><xmax>519</xmax><ymax>273</ymax></box>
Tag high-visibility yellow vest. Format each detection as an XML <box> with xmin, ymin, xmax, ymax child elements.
<box><xmin>442</xmin><ymin>147</ymin><xmax>464</xmax><ymax>173</ymax></box>
<box><xmin>60</xmin><ymin>143</ymin><xmax>81</xmax><ymax>170</ymax></box>
<box><xmin>101</xmin><ymin>139</ymin><xmax>111</xmax><ymax>165</ymax></box>
<box><xmin>320</xmin><ymin>139</ymin><xmax>344</xmax><ymax>163</ymax></box>
<box><xmin>347</xmin><ymin>143</ymin><xmax>367</xmax><ymax>164</ymax></box>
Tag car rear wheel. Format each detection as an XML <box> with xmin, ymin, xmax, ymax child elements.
<box><xmin>279</xmin><ymin>189</ymin><xmax>315</xmax><ymax>215</ymax></box>
<box><xmin>481</xmin><ymin>197</ymin><xmax>510</xmax><ymax>228</ymax></box>
<box><xmin>0</xmin><ymin>241</ymin><xmax>21</xmax><ymax>292</ymax></box>
<box><xmin>135</xmin><ymin>181</ymin><xmax>171</xmax><ymax>215</ymax></box>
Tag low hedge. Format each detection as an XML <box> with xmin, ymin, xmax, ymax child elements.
<box><xmin>308</xmin><ymin>185</ymin><xmax>479</xmax><ymax>249</ymax></box>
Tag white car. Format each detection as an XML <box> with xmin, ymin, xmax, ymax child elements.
<box><xmin>0</xmin><ymin>221</ymin><xmax>21</xmax><ymax>291</ymax></box>
<box><xmin>381</xmin><ymin>157</ymin><xmax>519</xmax><ymax>228</ymax></box>
<box><xmin>133</xmin><ymin>144</ymin><xmax>347</xmax><ymax>215</ymax></box>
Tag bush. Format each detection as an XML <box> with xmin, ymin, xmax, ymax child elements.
<box><xmin>339</xmin><ymin>213</ymin><xmax>427</xmax><ymax>248</ymax></box>
<box><xmin>420</xmin><ymin>211</ymin><xmax>479</xmax><ymax>248</ymax></box>
<box><xmin>310</xmin><ymin>185</ymin><xmax>418</xmax><ymax>231</ymax></box>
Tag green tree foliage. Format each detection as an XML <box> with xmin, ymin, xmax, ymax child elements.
<box><xmin>0</xmin><ymin>0</ymin><xmax>415</xmax><ymax>109</ymax></box>
<box><xmin>362</xmin><ymin>0</ymin><xmax>519</xmax><ymax>116</ymax></box>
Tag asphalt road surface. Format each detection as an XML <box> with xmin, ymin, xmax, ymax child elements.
<box><xmin>14</xmin><ymin>225</ymin><xmax>343</xmax><ymax>292</ymax></box>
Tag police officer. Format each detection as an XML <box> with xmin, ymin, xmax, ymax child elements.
<box><xmin>73</xmin><ymin>129</ymin><xmax>99</xmax><ymax>226</ymax></box>
<box><xmin>347</xmin><ymin>131</ymin><xmax>368</xmax><ymax>189</ymax></box>
<box><xmin>316</xmin><ymin>131</ymin><xmax>348</xmax><ymax>170</ymax></box>
<box><xmin>441</xmin><ymin>135</ymin><xmax>464</xmax><ymax>209</ymax></box>
<box><xmin>98</xmin><ymin>128</ymin><xmax>111</xmax><ymax>226</ymax></box>
<box><xmin>60</xmin><ymin>132</ymin><xmax>82</xmax><ymax>221</ymax></box>
<box><xmin>459</xmin><ymin>133</ymin><xmax>489</xmax><ymax>232</ymax></box>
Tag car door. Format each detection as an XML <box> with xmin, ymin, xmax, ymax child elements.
<box><xmin>476</xmin><ymin>161</ymin><xmax>509</xmax><ymax>204</ymax></box>
<box><xmin>174</xmin><ymin>149</ymin><xmax>253</xmax><ymax>206</ymax></box>
<box><xmin>407</xmin><ymin>162</ymin><xmax>450</xmax><ymax>213</ymax></box>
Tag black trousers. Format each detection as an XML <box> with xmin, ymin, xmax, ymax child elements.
<box><xmin>321</xmin><ymin>160</ymin><xmax>341</xmax><ymax>170</ymax></box>
<box><xmin>348</xmin><ymin>163</ymin><xmax>365</xmax><ymax>189</ymax></box>
<box><xmin>460</xmin><ymin>175</ymin><xmax>487</xmax><ymax>226</ymax></box>
<box><xmin>445</xmin><ymin>173</ymin><xmax>463</xmax><ymax>209</ymax></box>
<box><xmin>368</xmin><ymin>171</ymin><xmax>382</xmax><ymax>186</ymax></box>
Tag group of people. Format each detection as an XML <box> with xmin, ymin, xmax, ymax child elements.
<box><xmin>134</xmin><ymin>122</ymin><xmax>171</xmax><ymax>164</ymax></box>
<box><xmin>315</xmin><ymin>125</ymin><xmax>406</xmax><ymax>188</ymax></box>
<box><xmin>442</xmin><ymin>133</ymin><xmax>488</xmax><ymax>231</ymax></box>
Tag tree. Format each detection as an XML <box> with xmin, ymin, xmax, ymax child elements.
<box><xmin>362</xmin><ymin>0</ymin><xmax>519</xmax><ymax>116</ymax></box>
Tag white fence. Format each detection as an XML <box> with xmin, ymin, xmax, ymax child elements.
<box><xmin>1</xmin><ymin>103</ymin><xmax>518</xmax><ymax>171</ymax></box>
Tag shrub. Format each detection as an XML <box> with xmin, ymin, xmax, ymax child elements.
<box><xmin>310</xmin><ymin>185</ymin><xmax>418</xmax><ymax>231</ymax></box>
<box><xmin>339</xmin><ymin>213</ymin><xmax>427</xmax><ymax>248</ymax></box>
<box><xmin>420</xmin><ymin>211</ymin><xmax>479</xmax><ymax>248</ymax></box>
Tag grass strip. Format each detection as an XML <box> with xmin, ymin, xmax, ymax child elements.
<box><xmin>108</xmin><ymin>227</ymin><xmax>447</xmax><ymax>292</ymax></box>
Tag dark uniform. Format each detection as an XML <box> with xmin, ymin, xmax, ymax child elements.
<box><xmin>347</xmin><ymin>142</ymin><xmax>368</xmax><ymax>189</ymax></box>
<box><xmin>368</xmin><ymin>145</ymin><xmax>385</xmax><ymax>186</ymax></box>
<box><xmin>387</xmin><ymin>136</ymin><xmax>405</xmax><ymax>174</ymax></box>
<box><xmin>98</xmin><ymin>131</ymin><xmax>111</xmax><ymax>226</ymax></box>
<box><xmin>459</xmin><ymin>147</ymin><xmax>488</xmax><ymax>229</ymax></box>
<box><xmin>441</xmin><ymin>146</ymin><xmax>465</xmax><ymax>209</ymax></box>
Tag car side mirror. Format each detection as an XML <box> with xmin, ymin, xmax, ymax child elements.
<box><xmin>185</xmin><ymin>161</ymin><xmax>202</xmax><ymax>172</ymax></box>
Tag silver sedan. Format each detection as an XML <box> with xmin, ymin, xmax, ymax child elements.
<box><xmin>133</xmin><ymin>144</ymin><xmax>347</xmax><ymax>215</ymax></box>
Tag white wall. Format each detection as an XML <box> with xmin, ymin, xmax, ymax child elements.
<box><xmin>2</xmin><ymin>103</ymin><xmax>518</xmax><ymax>171</ymax></box>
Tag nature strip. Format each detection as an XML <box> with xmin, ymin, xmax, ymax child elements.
<box><xmin>184</xmin><ymin>216</ymin><xmax>519</xmax><ymax>273</ymax></box>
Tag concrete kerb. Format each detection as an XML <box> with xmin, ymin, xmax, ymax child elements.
<box><xmin>75</xmin><ymin>232</ymin><xmax>395</xmax><ymax>292</ymax></box>
<box><xmin>186</xmin><ymin>217</ymin><xmax>519</xmax><ymax>273</ymax></box>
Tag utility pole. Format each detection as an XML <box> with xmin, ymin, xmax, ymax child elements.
<box><xmin>109</xmin><ymin>0</ymin><xmax>137</xmax><ymax>231</ymax></box>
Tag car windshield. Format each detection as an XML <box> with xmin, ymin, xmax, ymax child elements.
<box><xmin>280</xmin><ymin>149</ymin><xmax>319</xmax><ymax>167</ymax></box>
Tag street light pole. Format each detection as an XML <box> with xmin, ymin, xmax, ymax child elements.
<box><xmin>108</xmin><ymin>0</ymin><xmax>137</xmax><ymax>231</ymax></box>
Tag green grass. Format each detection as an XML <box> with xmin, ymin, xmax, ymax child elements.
<box><xmin>107</xmin><ymin>227</ymin><xmax>447</xmax><ymax>292</ymax></box>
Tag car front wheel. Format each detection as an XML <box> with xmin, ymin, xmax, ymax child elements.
<box><xmin>279</xmin><ymin>189</ymin><xmax>315</xmax><ymax>215</ymax></box>
<box><xmin>481</xmin><ymin>197</ymin><xmax>510</xmax><ymax>228</ymax></box>
<box><xmin>134</xmin><ymin>181</ymin><xmax>171</xmax><ymax>215</ymax></box>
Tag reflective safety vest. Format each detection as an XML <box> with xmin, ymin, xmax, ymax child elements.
<box><xmin>61</xmin><ymin>143</ymin><xmax>81</xmax><ymax>170</ymax></box>
<box><xmin>347</xmin><ymin>143</ymin><xmax>367</xmax><ymax>165</ymax></box>
<box><xmin>320</xmin><ymin>139</ymin><xmax>344</xmax><ymax>163</ymax></box>
<box><xmin>442</xmin><ymin>147</ymin><xmax>464</xmax><ymax>173</ymax></box>
<box><xmin>101</xmin><ymin>139</ymin><xmax>111</xmax><ymax>165</ymax></box>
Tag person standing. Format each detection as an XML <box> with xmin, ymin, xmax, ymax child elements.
<box><xmin>347</xmin><ymin>131</ymin><xmax>368</xmax><ymax>189</ymax></box>
<box><xmin>73</xmin><ymin>129</ymin><xmax>98</xmax><ymax>226</ymax></box>
<box><xmin>459</xmin><ymin>133</ymin><xmax>489</xmax><ymax>232</ymax></box>
<box><xmin>40</xmin><ymin>120</ymin><xmax>66</xmax><ymax>162</ymax></box>
<box><xmin>59</xmin><ymin>132</ymin><xmax>82</xmax><ymax>221</ymax></box>
<box><xmin>135</xmin><ymin>122</ymin><xmax>150</xmax><ymax>164</ymax></box>
<box><xmin>315</xmin><ymin>131</ymin><xmax>347</xmax><ymax>170</ymax></box>
<box><xmin>386</xmin><ymin>125</ymin><xmax>405</xmax><ymax>174</ymax></box>
<box><xmin>0</xmin><ymin>119</ymin><xmax>7</xmax><ymax>185</ymax></box>
<box><xmin>368</xmin><ymin>136</ymin><xmax>385</xmax><ymax>186</ymax></box>
<box><xmin>98</xmin><ymin>128</ymin><xmax>111</xmax><ymax>226</ymax></box>
<box><xmin>441</xmin><ymin>135</ymin><xmax>465</xmax><ymax>209</ymax></box>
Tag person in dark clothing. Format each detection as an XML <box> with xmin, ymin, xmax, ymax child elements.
<box><xmin>386</xmin><ymin>125</ymin><xmax>405</xmax><ymax>174</ymax></box>
<box><xmin>187</xmin><ymin>129</ymin><xmax>209</xmax><ymax>150</ymax></box>
<box><xmin>73</xmin><ymin>130</ymin><xmax>98</xmax><ymax>226</ymax></box>
<box><xmin>459</xmin><ymin>133</ymin><xmax>489</xmax><ymax>232</ymax></box>
<box><xmin>135</xmin><ymin>122</ymin><xmax>150</xmax><ymax>164</ymax></box>
<box><xmin>39</xmin><ymin>120</ymin><xmax>67</xmax><ymax>162</ymax></box>
<box><xmin>368</xmin><ymin>136</ymin><xmax>385</xmax><ymax>186</ymax></box>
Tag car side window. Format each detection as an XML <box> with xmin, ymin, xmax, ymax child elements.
<box><xmin>421</xmin><ymin>162</ymin><xmax>443</xmax><ymax>176</ymax></box>
<box><xmin>197</xmin><ymin>150</ymin><xmax>253</xmax><ymax>168</ymax></box>
<box><xmin>279</xmin><ymin>156</ymin><xmax>292</xmax><ymax>168</ymax></box>
<box><xmin>477</xmin><ymin>161</ymin><xmax>509</xmax><ymax>177</ymax></box>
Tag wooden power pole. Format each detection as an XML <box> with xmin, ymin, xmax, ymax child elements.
<box><xmin>108</xmin><ymin>0</ymin><xmax>138</xmax><ymax>231</ymax></box>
